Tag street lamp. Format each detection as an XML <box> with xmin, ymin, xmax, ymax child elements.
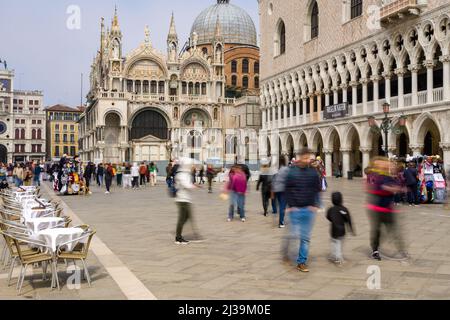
<box><xmin>368</xmin><ymin>102</ymin><xmax>407</xmax><ymax>156</ymax></box>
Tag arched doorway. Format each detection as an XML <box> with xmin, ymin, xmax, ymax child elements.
<box><xmin>266</xmin><ymin>137</ymin><xmax>271</xmax><ymax>158</ymax></box>
<box><xmin>299</xmin><ymin>132</ymin><xmax>308</xmax><ymax>149</ymax></box>
<box><xmin>329</xmin><ymin>130</ymin><xmax>341</xmax><ymax>176</ymax></box>
<box><xmin>347</xmin><ymin>127</ymin><xmax>362</xmax><ymax>176</ymax></box>
<box><xmin>104</xmin><ymin>113</ymin><xmax>121</xmax><ymax>163</ymax></box>
<box><xmin>0</xmin><ymin>144</ymin><xmax>7</xmax><ymax>164</ymax></box>
<box><xmin>417</xmin><ymin>118</ymin><xmax>442</xmax><ymax>157</ymax></box>
<box><xmin>286</xmin><ymin>134</ymin><xmax>295</xmax><ymax>161</ymax></box>
<box><xmin>312</xmin><ymin>130</ymin><xmax>324</xmax><ymax>160</ymax></box>
<box><xmin>131</xmin><ymin>109</ymin><xmax>169</xmax><ymax>140</ymax></box>
<box><xmin>398</xmin><ymin>133</ymin><xmax>409</xmax><ymax>158</ymax></box>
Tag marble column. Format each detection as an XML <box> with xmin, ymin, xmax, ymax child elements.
<box><xmin>324</xmin><ymin>149</ymin><xmax>333</xmax><ymax>178</ymax></box>
<box><xmin>409</xmin><ymin>64</ymin><xmax>421</xmax><ymax>106</ymax></box>
<box><xmin>395</xmin><ymin>68</ymin><xmax>407</xmax><ymax>108</ymax></box>
<box><xmin>262</xmin><ymin>108</ymin><xmax>267</xmax><ymax>130</ymax></box>
<box><xmin>360</xmin><ymin>147</ymin><xmax>372</xmax><ymax>177</ymax></box>
<box><xmin>289</xmin><ymin>100</ymin><xmax>294</xmax><ymax>126</ymax></box>
<box><xmin>332</xmin><ymin>87</ymin><xmax>339</xmax><ymax>105</ymax></box>
<box><xmin>350</xmin><ymin>82</ymin><xmax>358</xmax><ymax>116</ymax></box>
<box><xmin>371</xmin><ymin>75</ymin><xmax>381</xmax><ymax>112</ymax></box>
<box><xmin>410</xmin><ymin>144</ymin><xmax>423</xmax><ymax>157</ymax></box>
<box><xmin>341</xmin><ymin>149</ymin><xmax>351</xmax><ymax>179</ymax></box>
<box><xmin>283</xmin><ymin>102</ymin><xmax>288</xmax><ymax>127</ymax></box>
<box><xmin>383</xmin><ymin>72</ymin><xmax>392</xmax><ymax>104</ymax></box>
<box><xmin>440</xmin><ymin>143</ymin><xmax>450</xmax><ymax>174</ymax></box>
<box><xmin>302</xmin><ymin>96</ymin><xmax>307</xmax><ymax>124</ymax></box>
<box><xmin>440</xmin><ymin>56</ymin><xmax>450</xmax><ymax>101</ymax></box>
<box><xmin>361</xmin><ymin>78</ymin><xmax>369</xmax><ymax>114</ymax></box>
<box><xmin>424</xmin><ymin>60</ymin><xmax>436</xmax><ymax>104</ymax></box>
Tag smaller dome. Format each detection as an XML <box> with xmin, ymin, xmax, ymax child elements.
<box><xmin>191</xmin><ymin>0</ymin><xmax>257</xmax><ymax>47</ymax></box>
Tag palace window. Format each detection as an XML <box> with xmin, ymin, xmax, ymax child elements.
<box><xmin>32</xmin><ymin>129</ymin><xmax>36</xmax><ymax>140</ymax></box>
<box><xmin>274</xmin><ymin>20</ymin><xmax>286</xmax><ymax>56</ymax></box>
<box><xmin>254</xmin><ymin>77</ymin><xmax>260</xmax><ymax>89</ymax></box>
<box><xmin>254</xmin><ymin>62</ymin><xmax>260</xmax><ymax>74</ymax></box>
<box><xmin>311</xmin><ymin>1</ymin><xmax>319</xmax><ymax>39</ymax></box>
<box><xmin>231</xmin><ymin>60</ymin><xmax>237</xmax><ymax>73</ymax></box>
<box><xmin>64</xmin><ymin>146</ymin><xmax>69</xmax><ymax>155</ymax></box>
<box><xmin>231</xmin><ymin>75</ymin><xmax>237</xmax><ymax>86</ymax></box>
<box><xmin>55</xmin><ymin>146</ymin><xmax>60</xmax><ymax>157</ymax></box>
<box><xmin>201</xmin><ymin>83</ymin><xmax>207</xmax><ymax>95</ymax></box>
<box><xmin>21</xmin><ymin>129</ymin><xmax>25</xmax><ymax>139</ymax></box>
<box><xmin>242</xmin><ymin>59</ymin><xmax>249</xmax><ymax>74</ymax></box>
<box><xmin>351</xmin><ymin>0</ymin><xmax>363</xmax><ymax>19</ymax></box>
<box><xmin>243</xmin><ymin>76</ymin><xmax>249</xmax><ymax>89</ymax></box>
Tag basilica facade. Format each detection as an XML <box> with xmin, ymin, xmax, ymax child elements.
<box><xmin>79</xmin><ymin>1</ymin><xmax>260</xmax><ymax>166</ymax></box>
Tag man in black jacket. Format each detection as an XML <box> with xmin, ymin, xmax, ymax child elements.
<box><xmin>326</xmin><ymin>192</ymin><xmax>355</xmax><ymax>265</ymax></box>
<box><xmin>404</xmin><ymin>162</ymin><xmax>418</xmax><ymax>206</ymax></box>
<box><xmin>282</xmin><ymin>148</ymin><xmax>321</xmax><ymax>273</ymax></box>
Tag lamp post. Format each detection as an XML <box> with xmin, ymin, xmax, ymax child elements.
<box><xmin>368</xmin><ymin>102</ymin><xmax>407</xmax><ymax>157</ymax></box>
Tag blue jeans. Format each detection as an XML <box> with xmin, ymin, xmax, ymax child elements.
<box><xmin>15</xmin><ymin>178</ymin><xmax>23</xmax><ymax>187</ymax></box>
<box><xmin>33</xmin><ymin>176</ymin><xmax>40</xmax><ymax>186</ymax></box>
<box><xmin>228</xmin><ymin>192</ymin><xmax>246</xmax><ymax>219</ymax></box>
<box><xmin>275</xmin><ymin>192</ymin><xmax>287</xmax><ymax>225</ymax></box>
<box><xmin>287</xmin><ymin>207</ymin><xmax>316</xmax><ymax>265</ymax></box>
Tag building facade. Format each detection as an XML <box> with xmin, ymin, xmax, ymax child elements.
<box><xmin>46</xmin><ymin>105</ymin><xmax>83</xmax><ymax>160</ymax></box>
<box><xmin>0</xmin><ymin>69</ymin><xmax>46</xmax><ymax>163</ymax></box>
<box><xmin>259</xmin><ymin>0</ymin><xmax>450</xmax><ymax>177</ymax></box>
<box><xmin>79</xmin><ymin>2</ymin><xmax>261</xmax><ymax>166</ymax></box>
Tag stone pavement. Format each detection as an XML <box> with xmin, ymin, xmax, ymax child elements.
<box><xmin>2</xmin><ymin>178</ymin><xmax>450</xmax><ymax>300</ymax></box>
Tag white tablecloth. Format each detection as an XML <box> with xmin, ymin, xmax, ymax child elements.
<box><xmin>25</xmin><ymin>217</ymin><xmax>64</xmax><ymax>234</ymax></box>
<box><xmin>22</xmin><ymin>207</ymin><xmax>56</xmax><ymax>221</ymax></box>
<box><xmin>37</xmin><ymin>227</ymin><xmax>85</xmax><ymax>253</ymax></box>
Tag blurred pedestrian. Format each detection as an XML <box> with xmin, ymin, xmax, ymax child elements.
<box><xmin>367</xmin><ymin>157</ymin><xmax>408</xmax><ymax>261</ymax></box>
<box><xmin>272</xmin><ymin>157</ymin><xmax>289</xmax><ymax>228</ymax></box>
<box><xmin>97</xmin><ymin>163</ymin><xmax>104</xmax><ymax>186</ymax></box>
<box><xmin>206</xmin><ymin>164</ymin><xmax>216</xmax><ymax>193</ymax></box>
<box><xmin>149</xmin><ymin>162</ymin><xmax>158</xmax><ymax>186</ymax></box>
<box><xmin>131</xmin><ymin>163</ymin><xmax>140</xmax><ymax>190</ymax></box>
<box><xmin>257</xmin><ymin>160</ymin><xmax>275</xmax><ymax>216</ymax></box>
<box><xmin>139</xmin><ymin>162</ymin><xmax>147</xmax><ymax>186</ymax></box>
<box><xmin>105</xmin><ymin>163</ymin><xmax>114</xmax><ymax>194</ymax></box>
<box><xmin>282</xmin><ymin>148</ymin><xmax>321</xmax><ymax>273</ymax></box>
<box><xmin>404</xmin><ymin>161</ymin><xmax>419</xmax><ymax>206</ymax></box>
<box><xmin>326</xmin><ymin>192</ymin><xmax>355</xmax><ymax>265</ymax></box>
<box><xmin>226</xmin><ymin>165</ymin><xmax>247</xmax><ymax>222</ymax></box>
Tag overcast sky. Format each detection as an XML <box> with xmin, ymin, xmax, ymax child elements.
<box><xmin>0</xmin><ymin>0</ymin><xmax>259</xmax><ymax>107</ymax></box>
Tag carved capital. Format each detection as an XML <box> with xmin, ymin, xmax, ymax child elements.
<box><xmin>439</xmin><ymin>55</ymin><xmax>450</xmax><ymax>64</ymax></box>
<box><xmin>360</xmin><ymin>78</ymin><xmax>370</xmax><ymax>85</ymax></box>
<box><xmin>360</xmin><ymin>147</ymin><xmax>372</xmax><ymax>153</ymax></box>
<box><xmin>370</xmin><ymin>75</ymin><xmax>383</xmax><ymax>82</ymax></box>
<box><xmin>382</xmin><ymin>71</ymin><xmax>393</xmax><ymax>80</ymax></box>
<box><xmin>395</xmin><ymin>68</ymin><xmax>408</xmax><ymax>76</ymax></box>
<box><xmin>323</xmin><ymin>88</ymin><xmax>331</xmax><ymax>95</ymax></box>
<box><xmin>340</xmin><ymin>148</ymin><xmax>352</xmax><ymax>153</ymax></box>
<box><xmin>349</xmin><ymin>81</ymin><xmax>359</xmax><ymax>87</ymax></box>
<box><xmin>408</xmin><ymin>64</ymin><xmax>422</xmax><ymax>73</ymax></box>
<box><xmin>323</xmin><ymin>149</ymin><xmax>333</xmax><ymax>154</ymax></box>
<box><xmin>423</xmin><ymin>59</ymin><xmax>436</xmax><ymax>69</ymax></box>
<box><xmin>439</xmin><ymin>142</ymin><xmax>450</xmax><ymax>151</ymax></box>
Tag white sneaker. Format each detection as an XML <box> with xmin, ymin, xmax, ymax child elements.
<box><xmin>241</xmin><ymin>218</ymin><xmax>246</xmax><ymax>222</ymax></box>
<box><xmin>227</xmin><ymin>218</ymin><xmax>232</xmax><ymax>222</ymax></box>
<box><xmin>105</xmin><ymin>191</ymin><xmax>110</xmax><ymax>194</ymax></box>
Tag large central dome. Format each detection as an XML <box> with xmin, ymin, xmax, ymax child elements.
<box><xmin>191</xmin><ymin>0</ymin><xmax>257</xmax><ymax>47</ymax></box>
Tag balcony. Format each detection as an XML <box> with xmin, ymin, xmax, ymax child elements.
<box><xmin>380</xmin><ymin>0</ymin><xmax>425</xmax><ymax>25</ymax></box>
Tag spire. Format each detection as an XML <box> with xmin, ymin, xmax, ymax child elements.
<box><xmin>167</xmin><ymin>12</ymin><xmax>178</xmax><ymax>43</ymax></box>
<box><xmin>112</xmin><ymin>5</ymin><xmax>119</xmax><ymax>28</ymax></box>
<box><xmin>214</xmin><ymin>15</ymin><xmax>223</xmax><ymax>42</ymax></box>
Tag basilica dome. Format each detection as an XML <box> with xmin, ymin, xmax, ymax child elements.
<box><xmin>191</xmin><ymin>0</ymin><xmax>257</xmax><ymax>47</ymax></box>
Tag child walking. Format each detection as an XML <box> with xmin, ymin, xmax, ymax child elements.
<box><xmin>326</xmin><ymin>192</ymin><xmax>355</xmax><ymax>265</ymax></box>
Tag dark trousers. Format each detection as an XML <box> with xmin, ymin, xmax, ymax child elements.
<box><xmin>117</xmin><ymin>174</ymin><xmax>123</xmax><ymax>186</ymax></box>
<box><xmin>261</xmin><ymin>191</ymin><xmax>271</xmax><ymax>214</ymax></box>
<box><xmin>176</xmin><ymin>202</ymin><xmax>192</xmax><ymax>239</ymax></box>
<box><xmin>275</xmin><ymin>192</ymin><xmax>287</xmax><ymax>225</ymax></box>
<box><xmin>407</xmin><ymin>184</ymin><xmax>418</xmax><ymax>204</ymax></box>
<box><xmin>369</xmin><ymin>210</ymin><xmax>404</xmax><ymax>252</ymax></box>
<box><xmin>132</xmin><ymin>177</ymin><xmax>139</xmax><ymax>188</ymax></box>
<box><xmin>207</xmin><ymin>177</ymin><xmax>213</xmax><ymax>192</ymax></box>
<box><xmin>105</xmin><ymin>177</ymin><xmax>112</xmax><ymax>192</ymax></box>
<box><xmin>140</xmin><ymin>174</ymin><xmax>146</xmax><ymax>186</ymax></box>
<box><xmin>85</xmin><ymin>177</ymin><xmax>90</xmax><ymax>188</ymax></box>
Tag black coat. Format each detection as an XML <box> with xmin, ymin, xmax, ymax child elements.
<box><xmin>257</xmin><ymin>174</ymin><xmax>273</xmax><ymax>194</ymax></box>
<box><xmin>326</xmin><ymin>206</ymin><xmax>354</xmax><ymax>239</ymax></box>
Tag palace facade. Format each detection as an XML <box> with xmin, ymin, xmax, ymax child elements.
<box><xmin>259</xmin><ymin>0</ymin><xmax>450</xmax><ymax>177</ymax></box>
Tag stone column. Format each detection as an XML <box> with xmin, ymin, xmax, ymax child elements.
<box><xmin>289</xmin><ymin>100</ymin><xmax>294</xmax><ymax>126</ymax></box>
<box><xmin>271</xmin><ymin>106</ymin><xmax>276</xmax><ymax>129</ymax></box>
<box><xmin>350</xmin><ymin>81</ymin><xmax>358</xmax><ymax>116</ymax></box>
<box><xmin>332</xmin><ymin>87</ymin><xmax>339</xmax><ymax>104</ymax></box>
<box><xmin>409</xmin><ymin>64</ymin><xmax>420</xmax><ymax>106</ymax></box>
<box><xmin>440</xmin><ymin>55</ymin><xmax>450</xmax><ymax>101</ymax></box>
<box><xmin>383</xmin><ymin>72</ymin><xmax>392</xmax><ymax>104</ymax></box>
<box><xmin>262</xmin><ymin>108</ymin><xmax>267</xmax><ymax>130</ymax></box>
<box><xmin>342</xmin><ymin>83</ymin><xmax>348</xmax><ymax>104</ymax></box>
<box><xmin>361</xmin><ymin>78</ymin><xmax>369</xmax><ymax>114</ymax></box>
<box><xmin>278</xmin><ymin>103</ymin><xmax>283</xmax><ymax>128</ymax></box>
<box><xmin>324</xmin><ymin>149</ymin><xmax>333</xmax><ymax>178</ymax></box>
<box><xmin>360</xmin><ymin>147</ymin><xmax>372</xmax><ymax>177</ymax></box>
<box><xmin>324</xmin><ymin>88</ymin><xmax>330</xmax><ymax>107</ymax></box>
<box><xmin>309</xmin><ymin>93</ymin><xmax>315</xmax><ymax>123</ymax></box>
<box><xmin>424</xmin><ymin>60</ymin><xmax>435</xmax><ymax>104</ymax></box>
<box><xmin>440</xmin><ymin>143</ymin><xmax>450</xmax><ymax>174</ymax></box>
<box><xmin>295</xmin><ymin>98</ymin><xmax>301</xmax><ymax>125</ymax></box>
<box><xmin>395</xmin><ymin>68</ymin><xmax>407</xmax><ymax>108</ymax></box>
<box><xmin>283</xmin><ymin>102</ymin><xmax>288</xmax><ymax>127</ymax></box>
<box><xmin>302</xmin><ymin>96</ymin><xmax>308</xmax><ymax>124</ymax></box>
<box><xmin>341</xmin><ymin>149</ymin><xmax>351</xmax><ymax>179</ymax></box>
<box><xmin>371</xmin><ymin>75</ymin><xmax>381</xmax><ymax>112</ymax></box>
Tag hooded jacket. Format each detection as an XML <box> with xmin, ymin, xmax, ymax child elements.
<box><xmin>326</xmin><ymin>192</ymin><xmax>354</xmax><ymax>239</ymax></box>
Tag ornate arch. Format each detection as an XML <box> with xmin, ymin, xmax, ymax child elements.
<box><xmin>103</xmin><ymin>109</ymin><xmax>125</xmax><ymax>126</ymax></box>
<box><xmin>124</xmin><ymin>56</ymin><xmax>168</xmax><ymax>78</ymax></box>
<box><xmin>180</xmin><ymin>58</ymin><xmax>211</xmax><ymax>79</ymax></box>
<box><xmin>342</xmin><ymin>123</ymin><xmax>362</xmax><ymax>149</ymax></box>
<box><xmin>412</xmin><ymin>112</ymin><xmax>443</xmax><ymax>146</ymax></box>
<box><xmin>323</xmin><ymin>125</ymin><xmax>341</xmax><ymax>150</ymax></box>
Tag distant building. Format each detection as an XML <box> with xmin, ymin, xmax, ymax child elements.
<box><xmin>0</xmin><ymin>69</ymin><xmax>45</xmax><ymax>163</ymax></box>
<box><xmin>45</xmin><ymin>105</ymin><xmax>83</xmax><ymax>160</ymax></box>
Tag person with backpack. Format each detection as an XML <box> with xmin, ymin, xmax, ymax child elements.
<box><xmin>139</xmin><ymin>162</ymin><xmax>147</xmax><ymax>187</ymax></box>
<box><xmin>105</xmin><ymin>163</ymin><xmax>115</xmax><ymax>194</ymax></box>
<box><xmin>96</xmin><ymin>163</ymin><xmax>104</xmax><ymax>186</ymax></box>
<box><xmin>206</xmin><ymin>164</ymin><xmax>216</xmax><ymax>193</ymax></box>
<box><xmin>257</xmin><ymin>160</ymin><xmax>275</xmax><ymax>217</ymax></box>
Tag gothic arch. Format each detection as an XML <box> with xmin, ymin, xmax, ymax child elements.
<box><xmin>412</xmin><ymin>112</ymin><xmax>443</xmax><ymax>149</ymax></box>
<box><xmin>129</xmin><ymin>108</ymin><xmax>170</xmax><ymax>140</ymax></box>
